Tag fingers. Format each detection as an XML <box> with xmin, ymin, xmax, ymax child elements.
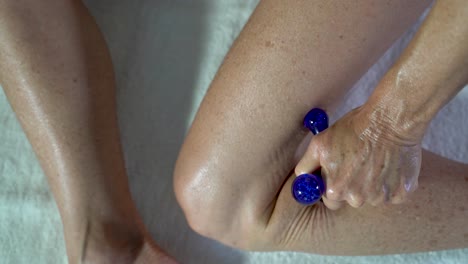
<box><xmin>323</xmin><ymin>175</ymin><xmax>407</xmax><ymax>209</ymax></box>
<box><xmin>295</xmin><ymin>131</ymin><xmax>419</xmax><ymax>209</ymax></box>
<box><xmin>365</xmin><ymin>169</ymin><xmax>386</xmax><ymax>206</ymax></box>
<box><xmin>295</xmin><ymin>133</ymin><xmax>353</xmax><ymax>210</ymax></box>
<box><xmin>295</xmin><ymin>135</ymin><xmax>341</xmax><ymax>210</ymax></box>
<box><xmin>369</xmin><ymin>173</ymin><xmax>418</xmax><ymax>206</ymax></box>
<box><xmin>388</xmin><ymin>174</ymin><xmax>419</xmax><ymax>204</ymax></box>
<box><xmin>326</xmin><ymin>184</ymin><xmax>365</xmax><ymax>209</ymax></box>
<box><xmin>387</xmin><ymin>150</ymin><xmax>421</xmax><ymax>204</ymax></box>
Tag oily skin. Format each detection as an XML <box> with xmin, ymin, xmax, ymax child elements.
<box><xmin>296</xmin><ymin>0</ymin><xmax>468</xmax><ymax>209</ymax></box>
<box><xmin>0</xmin><ymin>1</ymin><xmax>176</xmax><ymax>263</ymax></box>
<box><xmin>175</xmin><ymin>0</ymin><xmax>468</xmax><ymax>255</ymax></box>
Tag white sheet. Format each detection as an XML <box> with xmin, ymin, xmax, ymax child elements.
<box><xmin>0</xmin><ymin>1</ymin><xmax>466</xmax><ymax>263</ymax></box>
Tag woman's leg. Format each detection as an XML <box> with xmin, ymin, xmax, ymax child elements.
<box><xmin>0</xmin><ymin>1</ymin><xmax>175</xmax><ymax>263</ymax></box>
<box><xmin>266</xmin><ymin>150</ymin><xmax>468</xmax><ymax>255</ymax></box>
<box><xmin>175</xmin><ymin>0</ymin><xmax>432</xmax><ymax>248</ymax></box>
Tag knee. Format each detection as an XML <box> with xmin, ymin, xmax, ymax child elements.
<box><xmin>173</xmin><ymin>148</ymin><xmax>255</xmax><ymax>250</ymax></box>
<box><xmin>173</xmin><ymin>156</ymin><xmax>207</xmax><ymax>236</ymax></box>
<box><xmin>173</xmin><ymin>169</ymin><xmax>214</xmax><ymax>241</ymax></box>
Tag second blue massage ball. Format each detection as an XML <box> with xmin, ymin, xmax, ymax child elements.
<box><xmin>292</xmin><ymin>173</ymin><xmax>325</xmax><ymax>205</ymax></box>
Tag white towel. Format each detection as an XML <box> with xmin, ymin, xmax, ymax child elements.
<box><xmin>0</xmin><ymin>1</ymin><xmax>466</xmax><ymax>263</ymax></box>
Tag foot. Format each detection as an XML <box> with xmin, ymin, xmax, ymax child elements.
<box><xmin>80</xmin><ymin>220</ymin><xmax>178</xmax><ymax>264</ymax></box>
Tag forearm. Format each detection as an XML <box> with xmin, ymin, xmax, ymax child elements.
<box><xmin>0</xmin><ymin>0</ymin><xmax>140</xmax><ymax>261</ymax></box>
<box><xmin>368</xmin><ymin>0</ymin><xmax>468</xmax><ymax>140</ymax></box>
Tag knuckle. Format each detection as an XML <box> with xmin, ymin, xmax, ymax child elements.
<box><xmin>350</xmin><ymin>199</ymin><xmax>365</xmax><ymax>208</ymax></box>
<box><xmin>347</xmin><ymin>191</ymin><xmax>365</xmax><ymax>208</ymax></box>
<box><xmin>325</xmin><ymin>186</ymin><xmax>344</xmax><ymax>201</ymax></box>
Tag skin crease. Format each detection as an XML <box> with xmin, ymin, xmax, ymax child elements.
<box><xmin>0</xmin><ymin>0</ymin><xmax>177</xmax><ymax>263</ymax></box>
<box><xmin>295</xmin><ymin>0</ymin><xmax>468</xmax><ymax>209</ymax></box>
<box><xmin>174</xmin><ymin>0</ymin><xmax>468</xmax><ymax>255</ymax></box>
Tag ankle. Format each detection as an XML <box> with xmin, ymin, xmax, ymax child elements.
<box><xmin>80</xmin><ymin>219</ymin><xmax>144</xmax><ymax>264</ymax></box>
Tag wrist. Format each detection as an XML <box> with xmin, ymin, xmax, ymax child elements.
<box><xmin>360</xmin><ymin>97</ymin><xmax>427</xmax><ymax>146</ymax></box>
<box><xmin>364</xmin><ymin>70</ymin><xmax>434</xmax><ymax>143</ymax></box>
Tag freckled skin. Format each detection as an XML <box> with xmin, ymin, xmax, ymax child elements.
<box><xmin>175</xmin><ymin>0</ymin><xmax>468</xmax><ymax>256</ymax></box>
<box><xmin>265</xmin><ymin>40</ymin><xmax>274</xmax><ymax>48</ymax></box>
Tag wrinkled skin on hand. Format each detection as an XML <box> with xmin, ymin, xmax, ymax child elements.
<box><xmin>295</xmin><ymin>106</ymin><xmax>422</xmax><ymax>209</ymax></box>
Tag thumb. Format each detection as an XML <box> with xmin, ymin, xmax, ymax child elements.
<box><xmin>294</xmin><ymin>136</ymin><xmax>321</xmax><ymax>176</ymax></box>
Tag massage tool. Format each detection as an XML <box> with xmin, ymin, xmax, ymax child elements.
<box><xmin>291</xmin><ymin>108</ymin><xmax>328</xmax><ymax>205</ymax></box>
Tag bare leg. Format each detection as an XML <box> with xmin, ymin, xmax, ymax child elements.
<box><xmin>265</xmin><ymin>150</ymin><xmax>468</xmax><ymax>255</ymax></box>
<box><xmin>0</xmin><ymin>1</ymin><xmax>176</xmax><ymax>263</ymax></box>
<box><xmin>172</xmin><ymin>0</ymin><xmax>465</xmax><ymax>255</ymax></box>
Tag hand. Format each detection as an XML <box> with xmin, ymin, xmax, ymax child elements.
<box><xmin>295</xmin><ymin>105</ymin><xmax>422</xmax><ymax>209</ymax></box>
